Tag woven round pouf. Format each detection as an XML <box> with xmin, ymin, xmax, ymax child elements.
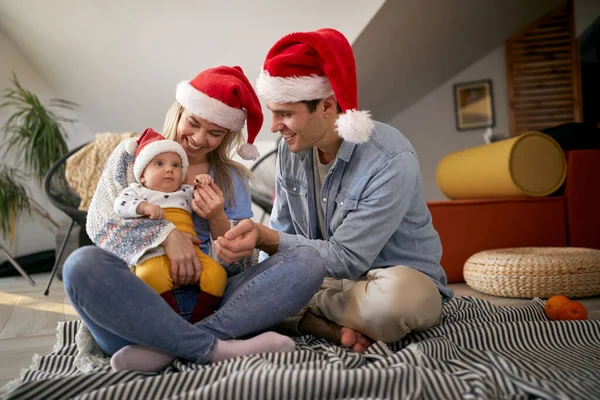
<box><xmin>463</xmin><ymin>247</ymin><xmax>600</xmax><ymax>299</ymax></box>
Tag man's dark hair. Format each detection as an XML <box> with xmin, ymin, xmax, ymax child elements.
<box><xmin>301</xmin><ymin>99</ymin><xmax>342</xmax><ymax>114</ymax></box>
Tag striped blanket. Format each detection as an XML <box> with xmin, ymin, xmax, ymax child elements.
<box><xmin>2</xmin><ymin>297</ymin><xmax>600</xmax><ymax>399</ymax></box>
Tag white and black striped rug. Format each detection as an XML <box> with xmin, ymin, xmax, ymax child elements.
<box><xmin>2</xmin><ymin>297</ymin><xmax>599</xmax><ymax>399</ymax></box>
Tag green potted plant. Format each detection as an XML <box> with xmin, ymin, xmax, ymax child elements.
<box><xmin>0</xmin><ymin>73</ymin><xmax>78</xmax><ymax>279</ymax></box>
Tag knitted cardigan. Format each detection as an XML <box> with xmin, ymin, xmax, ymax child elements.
<box><xmin>86</xmin><ymin>137</ymin><xmax>257</xmax><ymax>276</ymax></box>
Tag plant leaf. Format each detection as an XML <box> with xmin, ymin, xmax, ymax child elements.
<box><xmin>0</xmin><ymin>165</ymin><xmax>31</xmax><ymax>239</ymax></box>
<box><xmin>0</xmin><ymin>73</ymin><xmax>75</xmax><ymax>182</ymax></box>
<box><xmin>9</xmin><ymin>210</ymin><xmax>15</xmax><ymax>246</ymax></box>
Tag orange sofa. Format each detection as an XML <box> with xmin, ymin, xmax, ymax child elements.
<box><xmin>428</xmin><ymin>149</ymin><xmax>600</xmax><ymax>283</ymax></box>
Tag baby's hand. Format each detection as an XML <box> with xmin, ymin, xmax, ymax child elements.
<box><xmin>195</xmin><ymin>173</ymin><xmax>213</xmax><ymax>188</ymax></box>
<box><xmin>144</xmin><ymin>203</ymin><xmax>165</xmax><ymax>220</ymax></box>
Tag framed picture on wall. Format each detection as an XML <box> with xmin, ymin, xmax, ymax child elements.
<box><xmin>453</xmin><ymin>79</ymin><xmax>495</xmax><ymax>131</ymax></box>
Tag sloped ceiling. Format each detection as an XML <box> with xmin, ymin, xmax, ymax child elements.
<box><xmin>353</xmin><ymin>0</ymin><xmax>563</xmax><ymax>122</ymax></box>
<box><xmin>1</xmin><ymin>0</ymin><xmax>566</xmax><ymax>138</ymax></box>
<box><xmin>0</xmin><ymin>0</ymin><xmax>384</xmax><ymax>141</ymax></box>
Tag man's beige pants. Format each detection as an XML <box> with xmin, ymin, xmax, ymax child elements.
<box><xmin>294</xmin><ymin>266</ymin><xmax>443</xmax><ymax>343</ymax></box>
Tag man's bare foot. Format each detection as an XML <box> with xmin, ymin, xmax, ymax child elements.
<box><xmin>340</xmin><ymin>327</ymin><xmax>373</xmax><ymax>352</ymax></box>
<box><xmin>298</xmin><ymin>311</ymin><xmax>373</xmax><ymax>352</ymax></box>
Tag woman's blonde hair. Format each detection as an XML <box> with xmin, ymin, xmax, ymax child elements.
<box><xmin>163</xmin><ymin>102</ymin><xmax>252</xmax><ymax>206</ymax></box>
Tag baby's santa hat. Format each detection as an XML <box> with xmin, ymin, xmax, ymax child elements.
<box><xmin>125</xmin><ymin>128</ymin><xmax>189</xmax><ymax>184</ymax></box>
<box><xmin>176</xmin><ymin>66</ymin><xmax>264</xmax><ymax>160</ymax></box>
<box><xmin>256</xmin><ymin>28</ymin><xmax>374</xmax><ymax>143</ymax></box>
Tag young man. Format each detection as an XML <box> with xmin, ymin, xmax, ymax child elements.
<box><xmin>215</xmin><ymin>28</ymin><xmax>453</xmax><ymax>351</ymax></box>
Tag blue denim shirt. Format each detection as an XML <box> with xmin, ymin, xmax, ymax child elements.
<box><xmin>271</xmin><ymin>121</ymin><xmax>453</xmax><ymax>300</ymax></box>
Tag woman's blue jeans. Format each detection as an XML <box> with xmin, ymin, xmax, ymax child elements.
<box><xmin>62</xmin><ymin>245</ymin><xmax>326</xmax><ymax>364</ymax></box>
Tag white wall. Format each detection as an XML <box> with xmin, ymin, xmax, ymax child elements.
<box><xmin>0</xmin><ymin>28</ymin><xmax>86</xmax><ymax>263</ymax></box>
<box><xmin>387</xmin><ymin>47</ymin><xmax>508</xmax><ymax>202</ymax></box>
<box><xmin>0</xmin><ymin>0</ymin><xmax>385</xmax><ymax>231</ymax></box>
<box><xmin>388</xmin><ymin>1</ymin><xmax>600</xmax><ymax>202</ymax></box>
<box><xmin>0</xmin><ymin>0</ymin><xmax>384</xmax><ymax>144</ymax></box>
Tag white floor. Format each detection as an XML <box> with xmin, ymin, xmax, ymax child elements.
<box><xmin>0</xmin><ymin>272</ymin><xmax>599</xmax><ymax>388</ymax></box>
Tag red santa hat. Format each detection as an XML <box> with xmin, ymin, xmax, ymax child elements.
<box><xmin>256</xmin><ymin>28</ymin><xmax>374</xmax><ymax>144</ymax></box>
<box><xmin>176</xmin><ymin>66</ymin><xmax>263</xmax><ymax>160</ymax></box>
<box><xmin>128</xmin><ymin>128</ymin><xmax>189</xmax><ymax>184</ymax></box>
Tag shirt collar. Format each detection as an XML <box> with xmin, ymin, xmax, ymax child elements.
<box><xmin>337</xmin><ymin>140</ymin><xmax>355</xmax><ymax>162</ymax></box>
<box><xmin>296</xmin><ymin>140</ymin><xmax>356</xmax><ymax>163</ymax></box>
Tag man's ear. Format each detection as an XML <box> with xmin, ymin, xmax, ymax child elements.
<box><xmin>322</xmin><ymin>96</ymin><xmax>337</xmax><ymax>116</ymax></box>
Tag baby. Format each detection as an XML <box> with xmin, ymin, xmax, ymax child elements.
<box><xmin>114</xmin><ymin>128</ymin><xmax>226</xmax><ymax>323</ymax></box>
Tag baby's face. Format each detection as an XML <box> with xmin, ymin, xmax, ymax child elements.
<box><xmin>140</xmin><ymin>152</ymin><xmax>182</xmax><ymax>192</ymax></box>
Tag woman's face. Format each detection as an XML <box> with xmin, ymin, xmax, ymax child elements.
<box><xmin>176</xmin><ymin>110</ymin><xmax>229</xmax><ymax>163</ymax></box>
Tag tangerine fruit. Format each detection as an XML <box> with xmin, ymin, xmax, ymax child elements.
<box><xmin>557</xmin><ymin>301</ymin><xmax>588</xmax><ymax>321</ymax></box>
<box><xmin>544</xmin><ymin>295</ymin><xmax>570</xmax><ymax>320</ymax></box>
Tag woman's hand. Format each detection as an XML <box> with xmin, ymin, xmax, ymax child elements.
<box><xmin>192</xmin><ymin>181</ymin><xmax>225</xmax><ymax>220</ymax></box>
<box><xmin>162</xmin><ymin>229</ymin><xmax>202</xmax><ymax>285</ymax></box>
<box><xmin>194</xmin><ymin>173</ymin><xmax>213</xmax><ymax>188</ymax></box>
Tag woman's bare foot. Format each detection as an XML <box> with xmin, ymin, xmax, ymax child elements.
<box><xmin>298</xmin><ymin>311</ymin><xmax>373</xmax><ymax>352</ymax></box>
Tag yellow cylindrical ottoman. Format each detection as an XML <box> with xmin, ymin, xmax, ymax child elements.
<box><xmin>436</xmin><ymin>132</ymin><xmax>566</xmax><ymax>199</ymax></box>
<box><xmin>464</xmin><ymin>247</ymin><xmax>600</xmax><ymax>299</ymax></box>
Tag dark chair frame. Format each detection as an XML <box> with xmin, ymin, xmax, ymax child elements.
<box><xmin>250</xmin><ymin>148</ymin><xmax>278</xmax><ymax>225</ymax></box>
<box><xmin>43</xmin><ymin>142</ymin><xmax>90</xmax><ymax>295</ymax></box>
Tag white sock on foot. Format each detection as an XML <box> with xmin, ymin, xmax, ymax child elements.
<box><xmin>110</xmin><ymin>345</ymin><xmax>175</xmax><ymax>372</ymax></box>
<box><xmin>210</xmin><ymin>331</ymin><xmax>296</xmax><ymax>363</ymax></box>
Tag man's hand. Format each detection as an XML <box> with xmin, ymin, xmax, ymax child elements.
<box><xmin>137</xmin><ymin>202</ymin><xmax>165</xmax><ymax>220</ymax></box>
<box><xmin>214</xmin><ymin>219</ymin><xmax>260</xmax><ymax>263</ymax></box>
<box><xmin>162</xmin><ymin>229</ymin><xmax>202</xmax><ymax>285</ymax></box>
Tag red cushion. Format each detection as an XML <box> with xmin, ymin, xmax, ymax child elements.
<box><xmin>428</xmin><ymin>197</ymin><xmax>567</xmax><ymax>283</ymax></box>
<box><xmin>564</xmin><ymin>150</ymin><xmax>600</xmax><ymax>249</ymax></box>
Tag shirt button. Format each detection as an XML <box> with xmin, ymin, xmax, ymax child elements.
<box><xmin>340</xmin><ymin>201</ymin><xmax>344</xmax><ymax>206</ymax></box>
<box><xmin>293</xmin><ymin>187</ymin><xmax>297</xmax><ymax>191</ymax></box>
<box><xmin>323</xmin><ymin>198</ymin><xmax>327</xmax><ymax>202</ymax></box>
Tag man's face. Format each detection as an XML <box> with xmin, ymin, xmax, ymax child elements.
<box><xmin>140</xmin><ymin>152</ymin><xmax>183</xmax><ymax>193</ymax></box>
<box><xmin>266</xmin><ymin>101</ymin><xmax>329</xmax><ymax>153</ymax></box>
